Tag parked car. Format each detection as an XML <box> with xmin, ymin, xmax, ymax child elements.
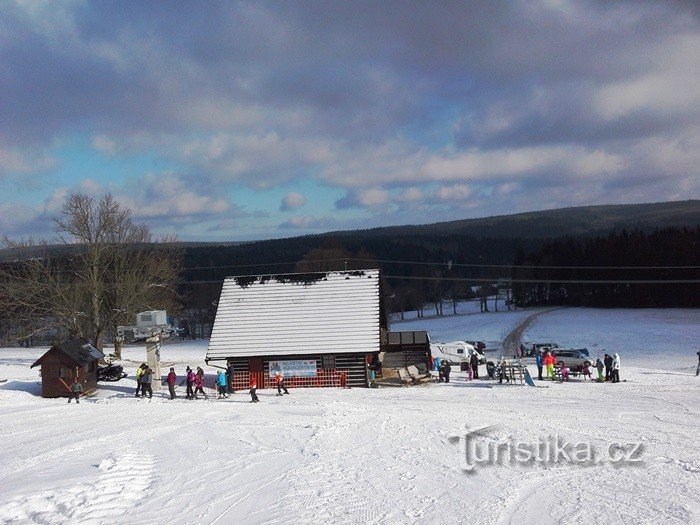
<box><xmin>526</xmin><ymin>342</ymin><xmax>561</xmax><ymax>357</ymax></box>
<box><xmin>551</xmin><ymin>349</ymin><xmax>591</xmax><ymax>370</ymax></box>
<box><xmin>465</xmin><ymin>340</ymin><xmax>486</xmax><ymax>351</ymax></box>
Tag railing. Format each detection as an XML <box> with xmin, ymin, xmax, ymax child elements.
<box><xmin>228</xmin><ymin>370</ymin><xmax>349</xmax><ymax>390</ymax></box>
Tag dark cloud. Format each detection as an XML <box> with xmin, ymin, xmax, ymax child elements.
<box><xmin>0</xmin><ymin>0</ymin><xmax>697</xmax><ymax>237</ymax></box>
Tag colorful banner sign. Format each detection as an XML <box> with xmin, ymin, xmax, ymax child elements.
<box><xmin>269</xmin><ymin>359</ymin><xmax>317</xmax><ymax>378</ymax></box>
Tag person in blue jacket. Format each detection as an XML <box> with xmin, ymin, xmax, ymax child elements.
<box><xmin>536</xmin><ymin>351</ymin><xmax>544</xmax><ymax>381</ymax></box>
<box><xmin>216</xmin><ymin>370</ymin><xmax>229</xmax><ymax>399</ymax></box>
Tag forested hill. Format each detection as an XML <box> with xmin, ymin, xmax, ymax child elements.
<box><xmin>182</xmin><ymin>200</ymin><xmax>700</xmax><ymax>278</ymax></box>
<box><xmin>331</xmin><ymin>200</ymin><xmax>700</xmax><ymax>239</ymax></box>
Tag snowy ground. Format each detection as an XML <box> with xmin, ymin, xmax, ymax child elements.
<box><xmin>0</xmin><ymin>307</ymin><xmax>698</xmax><ymax>525</ymax></box>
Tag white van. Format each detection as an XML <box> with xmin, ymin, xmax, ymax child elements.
<box><xmin>430</xmin><ymin>341</ymin><xmax>485</xmax><ymax>365</ymax></box>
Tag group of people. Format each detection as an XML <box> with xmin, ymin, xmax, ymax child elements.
<box><xmin>133</xmin><ymin>363</ymin><xmax>290</xmax><ymax>403</ymax></box>
<box><xmin>434</xmin><ymin>358</ymin><xmax>452</xmax><ymax>383</ymax></box>
<box><xmin>435</xmin><ymin>353</ymin><xmax>481</xmax><ymax>383</ymax></box>
<box><xmin>462</xmin><ymin>352</ymin><xmax>481</xmax><ymax>381</ymax></box>
<box><xmin>534</xmin><ymin>350</ymin><xmax>621</xmax><ymax>382</ymax></box>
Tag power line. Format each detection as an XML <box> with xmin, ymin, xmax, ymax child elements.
<box><xmin>176</xmin><ymin>275</ymin><xmax>700</xmax><ymax>285</ymax></box>
<box><xmin>5</xmin><ymin>257</ymin><xmax>698</xmax><ymax>277</ymax></box>
<box><xmin>179</xmin><ymin>257</ymin><xmax>700</xmax><ymax>271</ymax></box>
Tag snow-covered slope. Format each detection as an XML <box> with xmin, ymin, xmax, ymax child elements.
<box><xmin>0</xmin><ymin>307</ymin><xmax>698</xmax><ymax>525</ymax></box>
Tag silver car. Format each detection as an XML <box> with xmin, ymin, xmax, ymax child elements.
<box><xmin>552</xmin><ymin>349</ymin><xmax>592</xmax><ymax>369</ymax></box>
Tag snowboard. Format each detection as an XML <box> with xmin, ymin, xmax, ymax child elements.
<box><xmin>523</xmin><ymin>367</ymin><xmax>536</xmax><ymax>387</ymax></box>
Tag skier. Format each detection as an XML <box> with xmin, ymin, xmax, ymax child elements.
<box><xmin>611</xmin><ymin>353</ymin><xmax>621</xmax><ymax>383</ymax></box>
<box><xmin>166</xmin><ymin>367</ymin><xmax>177</xmax><ymax>400</ymax></box>
<box><xmin>604</xmin><ymin>353</ymin><xmax>613</xmax><ymax>381</ymax></box>
<box><xmin>581</xmin><ymin>362</ymin><xmax>592</xmax><ymax>381</ymax></box>
<box><xmin>544</xmin><ymin>352</ymin><xmax>556</xmax><ymax>380</ymax></box>
<box><xmin>442</xmin><ymin>360</ymin><xmax>452</xmax><ymax>383</ymax></box>
<box><xmin>185</xmin><ymin>366</ymin><xmax>195</xmax><ymax>400</ymax></box>
<box><xmin>68</xmin><ymin>376</ymin><xmax>83</xmax><ymax>403</ymax></box>
<box><xmin>274</xmin><ymin>371</ymin><xmax>289</xmax><ymax>396</ymax></box>
<box><xmin>436</xmin><ymin>357</ymin><xmax>444</xmax><ymax>382</ymax></box>
<box><xmin>470</xmin><ymin>352</ymin><xmax>479</xmax><ymax>379</ymax></box>
<box><xmin>141</xmin><ymin>367</ymin><xmax>153</xmax><ymax>399</ymax></box>
<box><xmin>595</xmin><ymin>358</ymin><xmax>605</xmax><ymax>382</ymax></box>
<box><xmin>536</xmin><ymin>350</ymin><xmax>544</xmax><ymax>380</ymax></box>
<box><xmin>216</xmin><ymin>370</ymin><xmax>229</xmax><ymax>399</ymax></box>
<box><xmin>497</xmin><ymin>358</ymin><xmax>510</xmax><ymax>384</ymax></box>
<box><xmin>193</xmin><ymin>367</ymin><xmax>207</xmax><ymax>399</ymax></box>
<box><xmin>249</xmin><ymin>376</ymin><xmax>259</xmax><ymax>403</ymax></box>
<box><xmin>134</xmin><ymin>363</ymin><xmax>147</xmax><ymax>397</ymax></box>
<box><xmin>560</xmin><ymin>364</ymin><xmax>570</xmax><ymax>381</ymax></box>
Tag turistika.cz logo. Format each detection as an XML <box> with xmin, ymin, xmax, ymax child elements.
<box><xmin>448</xmin><ymin>425</ymin><xmax>645</xmax><ymax>472</ymax></box>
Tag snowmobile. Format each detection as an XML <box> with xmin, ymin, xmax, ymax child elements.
<box><xmin>97</xmin><ymin>361</ymin><xmax>128</xmax><ymax>382</ymax></box>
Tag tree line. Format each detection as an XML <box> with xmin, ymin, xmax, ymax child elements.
<box><xmin>1</xmin><ymin>193</ymin><xmax>697</xmax><ymax>347</ymax></box>
<box><xmin>511</xmin><ymin>227</ymin><xmax>699</xmax><ymax>307</ymax></box>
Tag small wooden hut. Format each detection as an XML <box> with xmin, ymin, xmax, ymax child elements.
<box><xmin>30</xmin><ymin>338</ymin><xmax>104</xmax><ymax>398</ymax></box>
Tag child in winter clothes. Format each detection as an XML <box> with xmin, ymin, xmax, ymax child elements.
<box><xmin>68</xmin><ymin>377</ymin><xmax>83</xmax><ymax>403</ymax></box>
<box><xmin>536</xmin><ymin>351</ymin><xmax>544</xmax><ymax>380</ymax></box>
<box><xmin>185</xmin><ymin>366</ymin><xmax>195</xmax><ymax>399</ymax></box>
<box><xmin>249</xmin><ymin>377</ymin><xmax>259</xmax><ymax>403</ymax></box>
<box><xmin>581</xmin><ymin>362</ymin><xmax>592</xmax><ymax>381</ymax></box>
<box><xmin>166</xmin><ymin>367</ymin><xmax>177</xmax><ymax>399</ymax></box>
<box><xmin>274</xmin><ymin>372</ymin><xmax>289</xmax><ymax>396</ymax></box>
<box><xmin>595</xmin><ymin>359</ymin><xmax>605</xmax><ymax>382</ymax></box>
<box><xmin>193</xmin><ymin>368</ymin><xmax>207</xmax><ymax>399</ymax></box>
<box><xmin>141</xmin><ymin>368</ymin><xmax>153</xmax><ymax>398</ymax></box>
<box><xmin>560</xmin><ymin>365</ymin><xmax>570</xmax><ymax>381</ymax></box>
<box><xmin>216</xmin><ymin>370</ymin><xmax>229</xmax><ymax>398</ymax></box>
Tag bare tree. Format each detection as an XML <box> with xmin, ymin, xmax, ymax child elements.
<box><xmin>0</xmin><ymin>193</ymin><xmax>181</xmax><ymax>354</ymax></box>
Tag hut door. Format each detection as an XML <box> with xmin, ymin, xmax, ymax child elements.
<box><xmin>249</xmin><ymin>357</ymin><xmax>264</xmax><ymax>389</ymax></box>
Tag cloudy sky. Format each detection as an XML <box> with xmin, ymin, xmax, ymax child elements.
<box><xmin>1</xmin><ymin>1</ymin><xmax>698</xmax><ymax>241</ymax></box>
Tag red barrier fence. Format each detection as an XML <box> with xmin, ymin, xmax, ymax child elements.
<box><xmin>228</xmin><ymin>369</ymin><xmax>348</xmax><ymax>390</ymax></box>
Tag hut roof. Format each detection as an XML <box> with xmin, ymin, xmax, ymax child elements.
<box><xmin>207</xmin><ymin>269</ymin><xmax>381</xmax><ymax>359</ymax></box>
<box><xmin>30</xmin><ymin>338</ymin><xmax>104</xmax><ymax>368</ymax></box>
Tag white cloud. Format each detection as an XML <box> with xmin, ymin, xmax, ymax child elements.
<box><xmin>595</xmin><ymin>34</ymin><xmax>700</xmax><ymax>120</ymax></box>
<box><xmin>91</xmin><ymin>135</ymin><xmax>118</xmax><ymax>156</ymax></box>
<box><xmin>280</xmin><ymin>192</ymin><xmax>307</xmax><ymax>211</ymax></box>
<box><xmin>397</xmin><ymin>187</ymin><xmax>423</xmax><ymax>202</ymax></box>
<box><xmin>434</xmin><ymin>184</ymin><xmax>473</xmax><ymax>201</ymax></box>
<box><xmin>280</xmin><ymin>215</ymin><xmax>316</xmax><ymax>229</ymax></box>
<box><xmin>0</xmin><ymin>147</ymin><xmax>55</xmax><ymax>177</ymax></box>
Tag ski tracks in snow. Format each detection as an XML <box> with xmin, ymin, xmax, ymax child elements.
<box><xmin>0</xmin><ymin>450</ymin><xmax>155</xmax><ymax>525</ymax></box>
<box><xmin>261</xmin><ymin>397</ymin><xmax>459</xmax><ymax>524</ymax></box>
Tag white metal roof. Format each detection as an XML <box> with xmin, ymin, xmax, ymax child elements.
<box><xmin>207</xmin><ymin>269</ymin><xmax>381</xmax><ymax>359</ymax></box>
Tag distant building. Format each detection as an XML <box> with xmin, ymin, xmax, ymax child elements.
<box><xmin>206</xmin><ymin>269</ymin><xmax>386</xmax><ymax>387</ymax></box>
<box><xmin>30</xmin><ymin>338</ymin><xmax>104</xmax><ymax>398</ymax></box>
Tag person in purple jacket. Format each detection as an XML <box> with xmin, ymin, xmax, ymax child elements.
<box><xmin>185</xmin><ymin>366</ymin><xmax>196</xmax><ymax>400</ymax></box>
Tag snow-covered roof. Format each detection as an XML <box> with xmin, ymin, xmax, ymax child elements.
<box><xmin>207</xmin><ymin>269</ymin><xmax>381</xmax><ymax>360</ymax></box>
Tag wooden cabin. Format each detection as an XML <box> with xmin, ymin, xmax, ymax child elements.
<box><xmin>206</xmin><ymin>269</ymin><xmax>387</xmax><ymax>388</ymax></box>
<box><xmin>30</xmin><ymin>338</ymin><xmax>104</xmax><ymax>398</ymax></box>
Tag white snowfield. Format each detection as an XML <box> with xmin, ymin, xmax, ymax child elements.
<box><xmin>0</xmin><ymin>307</ymin><xmax>698</xmax><ymax>525</ymax></box>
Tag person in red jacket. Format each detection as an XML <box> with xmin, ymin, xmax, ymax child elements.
<box><xmin>274</xmin><ymin>372</ymin><xmax>289</xmax><ymax>396</ymax></box>
<box><xmin>544</xmin><ymin>352</ymin><xmax>556</xmax><ymax>380</ymax></box>
<box><xmin>166</xmin><ymin>367</ymin><xmax>177</xmax><ymax>400</ymax></box>
<box><xmin>249</xmin><ymin>376</ymin><xmax>259</xmax><ymax>403</ymax></box>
